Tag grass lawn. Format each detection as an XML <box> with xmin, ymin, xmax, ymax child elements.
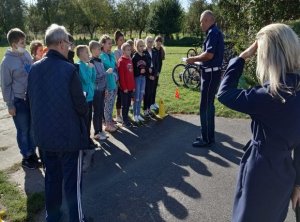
<box><xmin>0</xmin><ymin>169</ymin><xmax>44</xmax><ymax>222</ymax></box>
<box><xmin>156</xmin><ymin>46</ymin><xmax>247</xmax><ymax>118</ymax></box>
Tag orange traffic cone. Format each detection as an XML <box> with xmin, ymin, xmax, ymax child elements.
<box><xmin>175</xmin><ymin>88</ymin><xmax>180</xmax><ymax>99</ymax></box>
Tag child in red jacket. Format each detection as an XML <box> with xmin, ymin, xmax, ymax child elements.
<box><xmin>117</xmin><ymin>42</ymin><xmax>135</xmax><ymax>127</ymax></box>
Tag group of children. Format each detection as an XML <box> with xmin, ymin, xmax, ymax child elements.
<box><xmin>0</xmin><ymin>28</ymin><xmax>165</xmax><ymax>170</ymax></box>
<box><xmin>74</xmin><ymin>31</ymin><xmax>165</xmax><ymax>147</ymax></box>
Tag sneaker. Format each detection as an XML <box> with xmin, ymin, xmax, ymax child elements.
<box><xmin>149</xmin><ymin>110</ymin><xmax>156</xmax><ymax>117</ymax></box>
<box><xmin>138</xmin><ymin>115</ymin><xmax>145</xmax><ymax>121</ymax></box>
<box><xmin>105</xmin><ymin>124</ymin><xmax>117</xmax><ymax>133</ymax></box>
<box><xmin>100</xmin><ymin>131</ymin><xmax>109</xmax><ymax>138</ymax></box>
<box><xmin>134</xmin><ymin>115</ymin><xmax>140</xmax><ymax>123</ymax></box>
<box><xmin>154</xmin><ymin>103</ymin><xmax>159</xmax><ymax>109</ymax></box>
<box><xmin>22</xmin><ymin>158</ymin><xmax>37</xmax><ymax>170</ymax></box>
<box><xmin>115</xmin><ymin>115</ymin><xmax>123</xmax><ymax>123</ymax></box>
<box><xmin>122</xmin><ymin>122</ymin><xmax>133</xmax><ymax>128</ymax></box>
<box><xmin>94</xmin><ymin>132</ymin><xmax>107</xmax><ymax>141</ymax></box>
<box><xmin>144</xmin><ymin>110</ymin><xmax>150</xmax><ymax>117</ymax></box>
<box><xmin>150</xmin><ymin>104</ymin><xmax>156</xmax><ymax>110</ymax></box>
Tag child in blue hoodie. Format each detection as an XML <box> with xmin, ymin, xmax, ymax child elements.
<box><xmin>76</xmin><ymin>45</ymin><xmax>97</xmax><ymax>148</ymax></box>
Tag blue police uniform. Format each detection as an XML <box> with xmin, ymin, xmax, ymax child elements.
<box><xmin>218</xmin><ymin>57</ymin><xmax>300</xmax><ymax>222</ymax></box>
<box><xmin>198</xmin><ymin>24</ymin><xmax>224</xmax><ymax>144</ymax></box>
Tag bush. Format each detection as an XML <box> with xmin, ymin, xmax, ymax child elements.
<box><xmin>164</xmin><ymin>36</ymin><xmax>202</xmax><ymax>46</ymax></box>
<box><xmin>288</xmin><ymin>19</ymin><xmax>300</xmax><ymax>37</ymax></box>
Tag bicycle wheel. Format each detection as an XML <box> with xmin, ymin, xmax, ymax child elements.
<box><xmin>187</xmin><ymin>48</ymin><xmax>197</xmax><ymax>58</ymax></box>
<box><xmin>183</xmin><ymin>65</ymin><xmax>201</xmax><ymax>89</ymax></box>
<box><xmin>172</xmin><ymin>64</ymin><xmax>186</xmax><ymax>86</ymax></box>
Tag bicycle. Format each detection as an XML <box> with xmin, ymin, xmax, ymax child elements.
<box><xmin>186</xmin><ymin>44</ymin><xmax>202</xmax><ymax>58</ymax></box>
<box><xmin>171</xmin><ymin>59</ymin><xmax>201</xmax><ymax>89</ymax></box>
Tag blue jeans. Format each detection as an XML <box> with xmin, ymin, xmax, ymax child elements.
<box><xmin>44</xmin><ymin>150</ymin><xmax>84</xmax><ymax>222</ymax></box>
<box><xmin>200</xmin><ymin>70</ymin><xmax>221</xmax><ymax>143</ymax></box>
<box><xmin>12</xmin><ymin>98</ymin><xmax>35</xmax><ymax>158</ymax></box>
<box><xmin>133</xmin><ymin>76</ymin><xmax>146</xmax><ymax>116</ymax></box>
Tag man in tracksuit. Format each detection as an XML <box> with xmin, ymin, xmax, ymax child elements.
<box><xmin>187</xmin><ymin>10</ymin><xmax>224</xmax><ymax>148</ymax></box>
<box><xmin>27</xmin><ymin>24</ymin><xmax>89</xmax><ymax>222</ymax></box>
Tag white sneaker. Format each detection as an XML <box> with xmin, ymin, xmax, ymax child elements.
<box><xmin>138</xmin><ymin>115</ymin><xmax>145</xmax><ymax>121</ymax></box>
<box><xmin>115</xmin><ymin>115</ymin><xmax>123</xmax><ymax>123</ymax></box>
<box><xmin>94</xmin><ymin>132</ymin><xmax>107</xmax><ymax>140</ymax></box>
<box><xmin>94</xmin><ymin>132</ymin><xmax>107</xmax><ymax>141</ymax></box>
<box><xmin>134</xmin><ymin>115</ymin><xmax>140</xmax><ymax>122</ymax></box>
<box><xmin>154</xmin><ymin>103</ymin><xmax>159</xmax><ymax>109</ymax></box>
<box><xmin>99</xmin><ymin>131</ymin><xmax>108</xmax><ymax>138</ymax></box>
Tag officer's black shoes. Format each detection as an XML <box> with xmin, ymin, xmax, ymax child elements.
<box><xmin>192</xmin><ymin>140</ymin><xmax>215</xmax><ymax>148</ymax></box>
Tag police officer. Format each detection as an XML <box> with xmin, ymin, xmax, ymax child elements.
<box><xmin>186</xmin><ymin>10</ymin><xmax>224</xmax><ymax>148</ymax></box>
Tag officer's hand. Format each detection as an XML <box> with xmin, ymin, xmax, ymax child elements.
<box><xmin>8</xmin><ymin>108</ymin><xmax>16</xmax><ymax>116</ymax></box>
<box><xmin>186</xmin><ymin>57</ymin><xmax>195</xmax><ymax>64</ymax></box>
<box><xmin>291</xmin><ymin>186</ymin><xmax>300</xmax><ymax>210</ymax></box>
<box><xmin>239</xmin><ymin>41</ymin><xmax>258</xmax><ymax>60</ymax></box>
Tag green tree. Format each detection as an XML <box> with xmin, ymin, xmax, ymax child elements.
<box><xmin>116</xmin><ymin>0</ymin><xmax>150</xmax><ymax>39</ymax></box>
<box><xmin>26</xmin><ymin>4</ymin><xmax>45</xmax><ymax>38</ymax></box>
<box><xmin>184</xmin><ymin>0</ymin><xmax>207</xmax><ymax>37</ymax></box>
<box><xmin>55</xmin><ymin>0</ymin><xmax>82</xmax><ymax>35</ymax></box>
<box><xmin>36</xmin><ymin>0</ymin><xmax>60</xmax><ymax>28</ymax></box>
<box><xmin>147</xmin><ymin>0</ymin><xmax>184</xmax><ymax>40</ymax></box>
<box><xmin>0</xmin><ymin>0</ymin><xmax>26</xmax><ymax>35</ymax></box>
<box><xmin>78</xmin><ymin>0</ymin><xmax>114</xmax><ymax>39</ymax></box>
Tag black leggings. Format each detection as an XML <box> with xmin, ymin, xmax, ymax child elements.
<box><xmin>116</xmin><ymin>87</ymin><xmax>121</xmax><ymax>110</ymax></box>
<box><xmin>143</xmin><ymin>78</ymin><xmax>155</xmax><ymax>110</ymax></box>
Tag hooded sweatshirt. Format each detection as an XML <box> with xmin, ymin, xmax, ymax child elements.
<box><xmin>77</xmin><ymin>60</ymin><xmax>96</xmax><ymax>102</ymax></box>
<box><xmin>117</xmin><ymin>55</ymin><xmax>135</xmax><ymax>91</ymax></box>
<box><xmin>0</xmin><ymin>49</ymin><xmax>32</xmax><ymax>109</ymax></box>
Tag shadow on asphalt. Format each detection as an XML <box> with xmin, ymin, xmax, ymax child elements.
<box><xmin>82</xmin><ymin>115</ymin><xmax>245</xmax><ymax>221</ymax></box>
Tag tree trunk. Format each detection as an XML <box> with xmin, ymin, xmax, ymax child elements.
<box><xmin>139</xmin><ymin>29</ymin><xmax>143</xmax><ymax>39</ymax></box>
<box><xmin>85</xmin><ymin>25</ymin><xmax>94</xmax><ymax>40</ymax></box>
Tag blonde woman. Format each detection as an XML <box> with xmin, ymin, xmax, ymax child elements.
<box><xmin>218</xmin><ymin>23</ymin><xmax>300</xmax><ymax>222</ymax></box>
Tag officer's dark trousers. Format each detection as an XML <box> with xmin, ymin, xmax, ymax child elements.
<box><xmin>44</xmin><ymin>150</ymin><xmax>84</xmax><ymax>222</ymax></box>
<box><xmin>200</xmin><ymin>69</ymin><xmax>221</xmax><ymax>143</ymax></box>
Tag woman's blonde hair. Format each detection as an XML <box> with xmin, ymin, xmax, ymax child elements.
<box><xmin>134</xmin><ymin>39</ymin><xmax>145</xmax><ymax>52</ymax></box>
<box><xmin>256</xmin><ymin>23</ymin><xmax>300</xmax><ymax>100</ymax></box>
